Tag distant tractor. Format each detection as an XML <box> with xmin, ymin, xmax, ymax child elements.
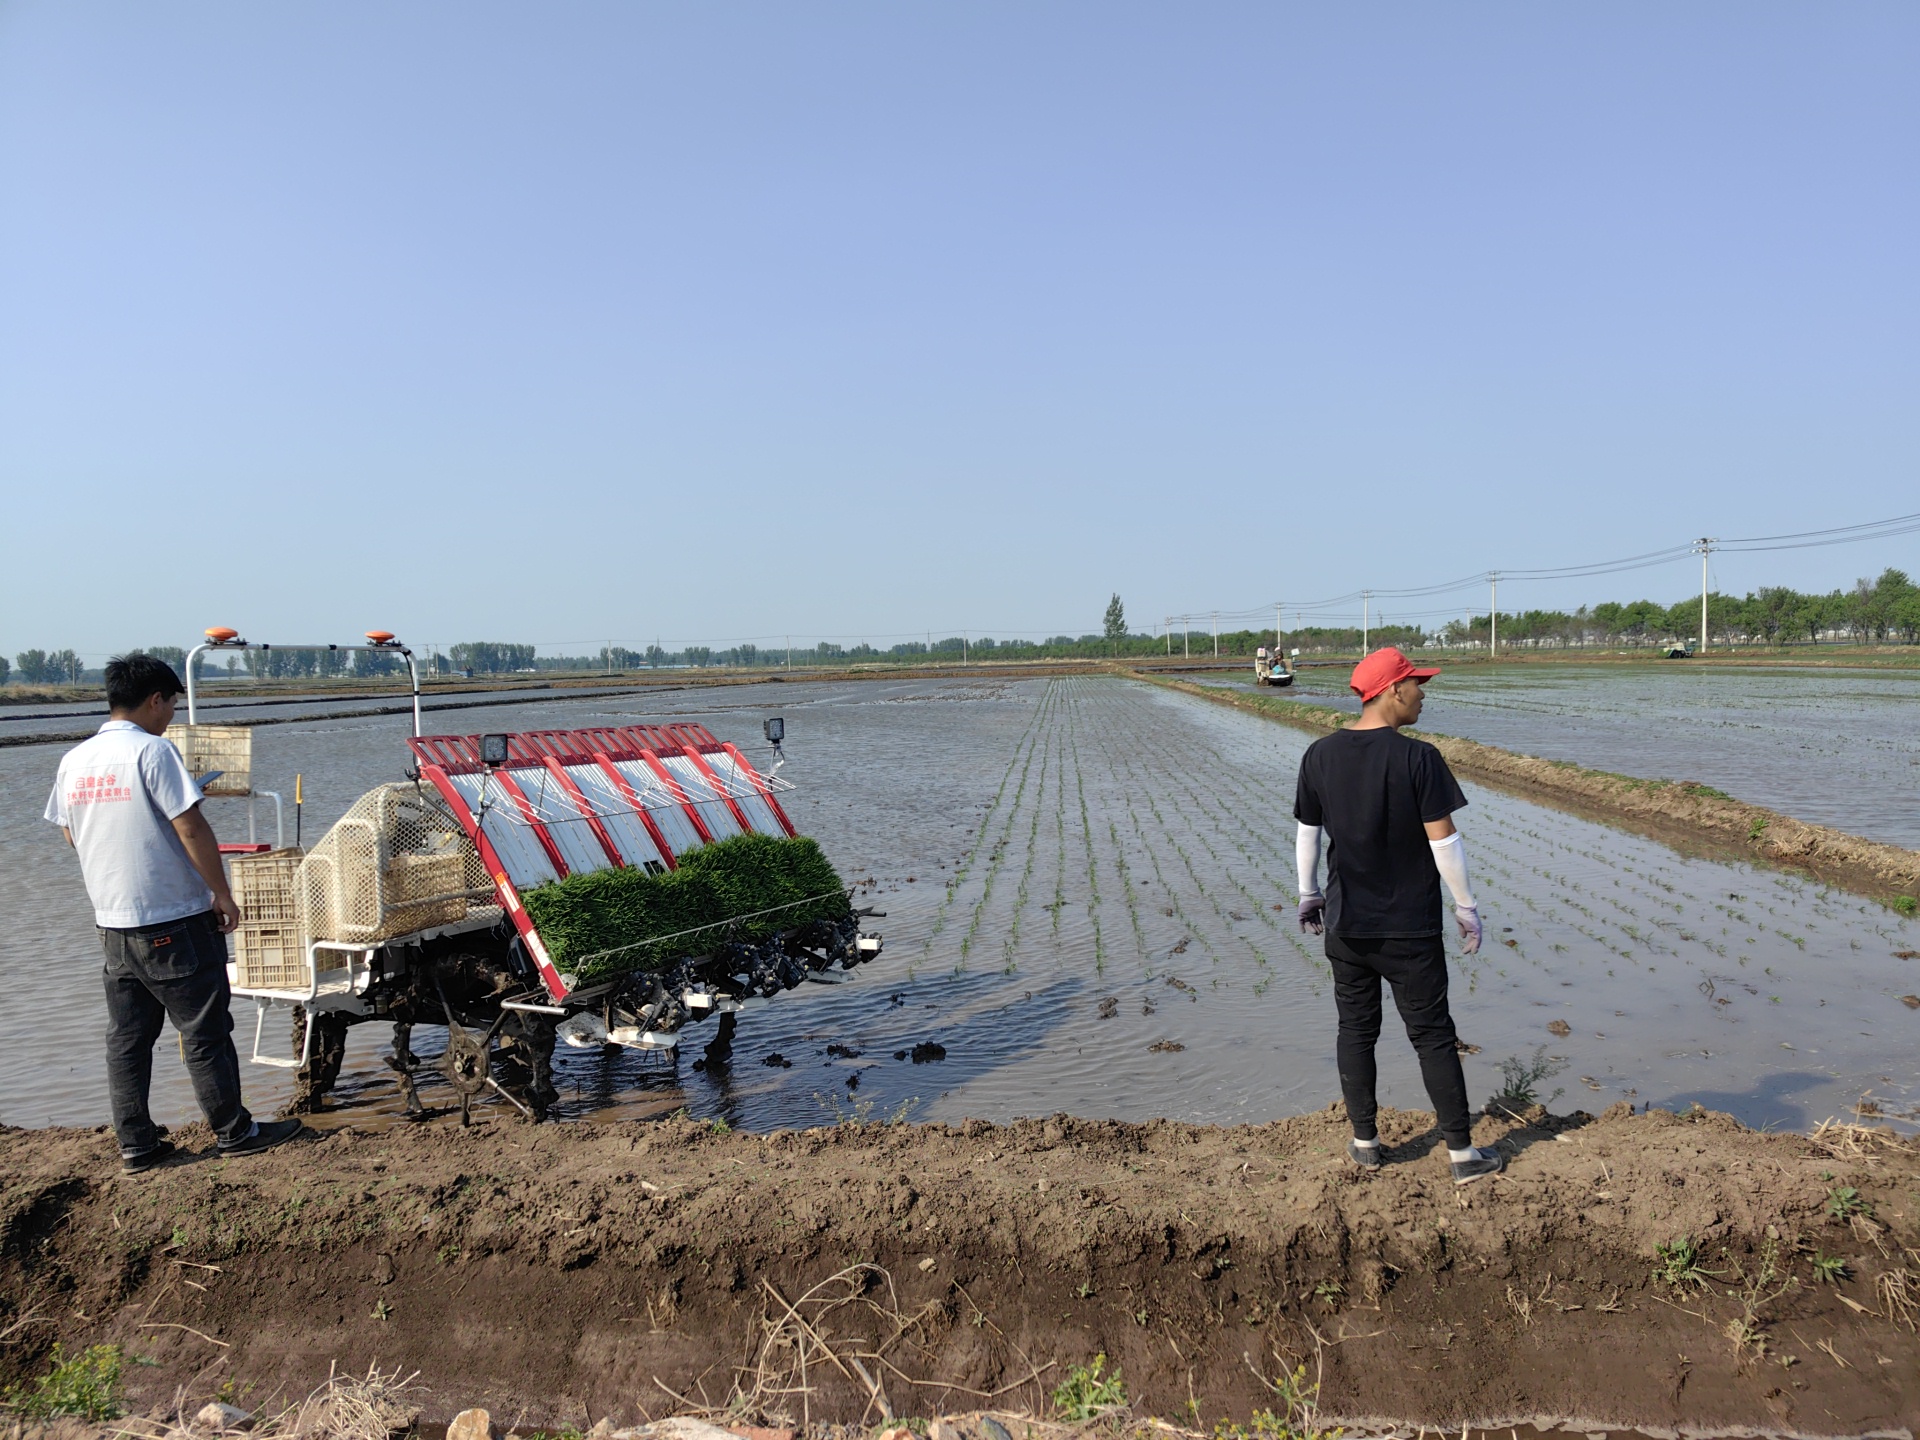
<box><xmin>1253</xmin><ymin>646</ymin><xmax>1295</xmax><ymax>687</ymax></box>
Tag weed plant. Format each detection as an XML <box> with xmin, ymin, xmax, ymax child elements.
<box><xmin>1492</xmin><ymin>1046</ymin><xmax>1568</xmax><ymax>1111</ymax></box>
<box><xmin>1051</xmin><ymin>1353</ymin><xmax>1127</xmax><ymax>1421</ymax></box>
<box><xmin>3</xmin><ymin>1343</ymin><xmax>124</xmax><ymax>1421</ymax></box>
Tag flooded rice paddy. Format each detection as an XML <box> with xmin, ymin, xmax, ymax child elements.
<box><xmin>2</xmin><ymin>675</ymin><xmax>1915</xmax><ymax>1137</ymax></box>
<box><xmin>1203</xmin><ymin>661</ymin><xmax>1920</xmax><ymax>849</ymax></box>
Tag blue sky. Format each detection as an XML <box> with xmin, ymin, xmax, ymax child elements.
<box><xmin>2</xmin><ymin>3</ymin><xmax>1915</xmax><ymax>658</ymax></box>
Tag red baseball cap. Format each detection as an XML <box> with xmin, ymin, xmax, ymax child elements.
<box><xmin>1349</xmin><ymin>647</ymin><xmax>1440</xmax><ymax>702</ymax></box>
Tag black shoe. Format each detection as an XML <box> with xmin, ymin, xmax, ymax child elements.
<box><xmin>122</xmin><ymin>1139</ymin><xmax>177</xmax><ymax>1174</ymax></box>
<box><xmin>219</xmin><ymin>1118</ymin><xmax>305</xmax><ymax>1157</ymax></box>
<box><xmin>1450</xmin><ymin>1146</ymin><xmax>1506</xmax><ymax>1186</ymax></box>
<box><xmin>1346</xmin><ymin>1139</ymin><xmax>1383</xmax><ymax>1171</ymax></box>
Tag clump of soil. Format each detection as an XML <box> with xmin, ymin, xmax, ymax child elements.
<box><xmin>3</xmin><ymin>1106</ymin><xmax>1915</xmax><ymax>1432</ymax></box>
<box><xmin>1147</xmin><ymin>674</ymin><xmax>1920</xmax><ymax>903</ymax></box>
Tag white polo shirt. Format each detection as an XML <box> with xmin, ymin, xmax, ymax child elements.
<box><xmin>45</xmin><ymin>720</ymin><xmax>214</xmax><ymax>928</ymax></box>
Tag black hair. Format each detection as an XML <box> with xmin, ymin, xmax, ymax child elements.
<box><xmin>106</xmin><ymin>653</ymin><xmax>186</xmax><ymax>713</ymax></box>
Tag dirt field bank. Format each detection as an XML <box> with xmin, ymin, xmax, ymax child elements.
<box><xmin>3</xmin><ymin>1106</ymin><xmax>1916</xmax><ymax>1434</ymax></box>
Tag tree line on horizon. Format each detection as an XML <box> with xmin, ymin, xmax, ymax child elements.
<box><xmin>8</xmin><ymin>569</ymin><xmax>1917</xmax><ymax>686</ymax></box>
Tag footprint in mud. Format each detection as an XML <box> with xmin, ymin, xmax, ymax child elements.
<box><xmin>1097</xmin><ymin>997</ymin><xmax>1119</xmax><ymax>1019</ymax></box>
<box><xmin>1547</xmin><ymin>1020</ymin><xmax>1572</xmax><ymax>1037</ymax></box>
<box><xmin>1148</xmin><ymin>1039</ymin><xmax>1185</xmax><ymax>1053</ymax></box>
<box><xmin>1170</xmin><ymin>939</ymin><xmax>1190</xmax><ymax>954</ymax></box>
<box><xmin>1141</xmin><ymin>998</ymin><xmax>1157</xmax><ymax>1015</ymax></box>
<box><xmin>1229</xmin><ymin>911</ymin><xmax>1249</xmax><ymax>921</ymax></box>
<box><xmin>1161</xmin><ymin>906</ymin><xmax>1175</xmax><ymax>917</ymax></box>
<box><xmin>1165</xmin><ymin>975</ymin><xmax>1194</xmax><ymax>992</ymax></box>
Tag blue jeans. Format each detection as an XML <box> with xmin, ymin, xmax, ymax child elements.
<box><xmin>101</xmin><ymin>911</ymin><xmax>253</xmax><ymax>1154</ymax></box>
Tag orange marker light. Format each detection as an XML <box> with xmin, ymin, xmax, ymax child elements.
<box><xmin>365</xmin><ymin>630</ymin><xmax>395</xmax><ymax>644</ymax></box>
<box><xmin>205</xmin><ymin>626</ymin><xmax>240</xmax><ymax>643</ymax></box>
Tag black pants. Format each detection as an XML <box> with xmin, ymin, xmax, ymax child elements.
<box><xmin>1325</xmin><ymin>931</ymin><xmax>1473</xmax><ymax>1148</ymax></box>
<box><xmin>101</xmin><ymin>910</ymin><xmax>253</xmax><ymax>1155</ymax></box>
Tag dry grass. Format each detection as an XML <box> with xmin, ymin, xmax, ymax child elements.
<box><xmin>1809</xmin><ymin>1118</ymin><xmax>1913</xmax><ymax>1167</ymax></box>
<box><xmin>1879</xmin><ymin>1259</ymin><xmax>1918</xmax><ymax>1333</ymax></box>
<box><xmin>651</xmin><ymin>1264</ymin><xmax>1056</xmax><ymax>1431</ymax></box>
<box><xmin>112</xmin><ymin>1362</ymin><xmax>421</xmax><ymax>1440</ymax></box>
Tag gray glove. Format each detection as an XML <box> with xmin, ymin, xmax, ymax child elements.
<box><xmin>1298</xmin><ymin>895</ymin><xmax>1325</xmax><ymax>935</ymax></box>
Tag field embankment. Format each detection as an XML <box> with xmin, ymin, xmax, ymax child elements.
<box><xmin>1139</xmin><ymin>673</ymin><xmax>1920</xmax><ymax>906</ymax></box>
<box><xmin>3</xmin><ymin>1107</ymin><xmax>1916</xmax><ymax>1434</ymax></box>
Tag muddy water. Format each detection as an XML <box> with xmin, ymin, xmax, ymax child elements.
<box><xmin>1205</xmin><ymin>662</ymin><xmax>1920</xmax><ymax>848</ymax></box>
<box><xmin>3</xmin><ymin>676</ymin><xmax>1915</xmax><ymax>1137</ymax></box>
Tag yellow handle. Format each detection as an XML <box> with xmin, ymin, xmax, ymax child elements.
<box><xmin>295</xmin><ymin>773</ymin><xmax>303</xmax><ymax>804</ymax></box>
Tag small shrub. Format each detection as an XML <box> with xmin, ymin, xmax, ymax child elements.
<box><xmin>1892</xmin><ymin>895</ymin><xmax>1918</xmax><ymax>917</ymax></box>
<box><xmin>3</xmin><ymin>1343</ymin><xmax>124</xmax><ymax>1421</ymax></box>
<box><xmin>1052</xmin><ymin>1353</ymin><xmax>1127</xmax><ymax>1421</ymax></box>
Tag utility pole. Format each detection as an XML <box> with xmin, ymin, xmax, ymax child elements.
<box><xmin>1164</xmin><ymin>620</ymin><xmax>1170</xmax><ymax>656</ymax></box>
<box><xmin>1183</xmin><ymin>617</ymin><xmax>1190</xmax><ymax>659</ymax></box>
<box><xmin>1361</xmin><ymin>591</ymin><xmax>1372</xmax><ymax>654</ymax></box>
<box><xmin>1694</xmin><ymin>537</ymin><xmax>1715</xmax><ymax>653</ymax></box>
<box><xmin>786</xmin><ymin>634</ymin><xmax>791</xmax><ymax>673</ymax></box>
<box><xmin>1489</xmin><ymin>571</ymin><xmax>1499</xmax><ymax>660</ymax></box>
<box><xmin>1275</xmin><ymin>603</ymin><xmax>1283</xmax><ymax>652</ymax></box>
<box><xmin>1212</xmin><ymin>611</ymin><xmax>1218</xmax><ymax>658</ymax></box>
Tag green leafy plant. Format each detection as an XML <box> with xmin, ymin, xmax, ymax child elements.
<box><xmin>1215</xmin><ymin>1359</ymin><xmax>1343</xmax><ymax>1440</ymax></box>
<box><xmin>1827</xmin><ymin>1186</ymin><xmax>1873</xmax><ymax>1221</ymax></box>
<box><xmin>1052</xmin><ymin>1353</ymin><xmax>1127</xmax><ymax>1421</ymax></box>
<box><xmin>3</xmin><ymin>1343</ymin><xmax>124</xmax><ymax>1421</ymax></box>
<box><xmin>1654</xmin><ymin>1236</ymin><xmax>1714</xmax><ymax>1288</ymax></box>
<box><xmin>1892</xmin><ymin>895</ymin><xmax>1918</xmax><ymax>917</ymax></box>
<box><xmin>1809</xmin><ymin>1252</ymin><xmax>1850</xmax><ymax>1284</ymax></box>
<box><xmin>521</xmin><ymin>834</ymin><xmax>850</xmax><ymax>981</ymax></box>
<box><xmin>1311</xmin><ymin>1280</ymin><xmax>1344</xmax><ymax>1307</ymax></box>
<box><xmin>1491</xmin><ymin>1045</ymin><xmax>1567</xmax><ymax>1112</ymax></box>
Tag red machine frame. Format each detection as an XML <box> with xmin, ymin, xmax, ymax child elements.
<box><xmin>408</xmin><ymin>725</ymin><xmax>797</xmax><ymax>1001</ymax></box>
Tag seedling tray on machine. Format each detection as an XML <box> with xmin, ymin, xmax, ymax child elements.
<box><xmin>408</xmin><ymin>723</ymin><xmax>818</xmax><ymax>999</ymax></box>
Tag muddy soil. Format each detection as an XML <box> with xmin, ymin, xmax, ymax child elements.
<box><xmin>1146</xmin><ymin>675</ymin><xmax>1920</xmax><ymax>904</ymax></box>
<box><xmin>4</xmin><ymin>1107</ymin><xmax>1916</xmax><ymax>1434</ymax></box>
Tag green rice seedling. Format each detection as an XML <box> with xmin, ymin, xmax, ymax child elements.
<box><xmin>521</xmin><ymin>833</ymin><xmax>850</xmax><ymax>983</ymax></box>
<box><xmin>1491</xmin><ymin>1046</ymin><xmax>1567</xmax><ymax>1111</ymax></box>
<box><xmin>1892</xmin><ymin>895</ymin><xmax>1918</xmax><ymax>916</ymax></box>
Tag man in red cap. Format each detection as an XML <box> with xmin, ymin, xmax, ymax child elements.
<box><xmin>1292</xmin><ymin>647</ymin><xmax>1503</xmax><ymax>1185</ymax></box>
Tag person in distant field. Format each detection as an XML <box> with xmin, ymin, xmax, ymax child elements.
<box><xmin>45</xmin><ymin>654</ymin><xmax>303</xmax><ymax>1172</ymax></box>
<box><xmin>1292</xmin><ymin>647</ymin><xmax>1503</xmax><ymax>1185</ymax></box>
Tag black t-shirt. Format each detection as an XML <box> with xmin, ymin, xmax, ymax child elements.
<box><xmin>1293</xmin><ymin>727</ymin><xmax>1468</xmax><ymax>938</ymax></box>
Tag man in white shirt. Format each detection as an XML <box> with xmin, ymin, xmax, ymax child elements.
<box><xmin>46</xmin><ymin>654</ymin><xmax>302</xmax><ymax>1172</ymax></box>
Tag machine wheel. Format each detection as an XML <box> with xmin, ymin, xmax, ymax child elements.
<box><xmin>495</xmin><ymin>1018</ymin><xmax>559</xmax><ymax>1119</ymax></box>
<box><xmin>288</xmin><ymin>1006</ymin><xmax>350</xmax><ymax>1113</ymax></box>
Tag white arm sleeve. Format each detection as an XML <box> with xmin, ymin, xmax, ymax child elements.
<box><xmin>1296</xmin><ymin>824</ymin><xmax>1323</xmax><ymax>898</ymax></box>
<box><xmin>1429</xmin><ymin>831</ymin><xmax>1476</xmax><ymax>909</ymax></box>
